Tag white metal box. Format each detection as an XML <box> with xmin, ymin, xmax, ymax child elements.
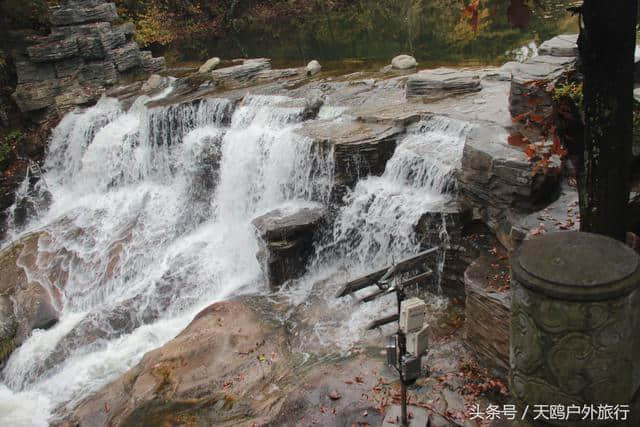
<box><xmin>399</xmin><ymin>297</ymin><xmax>426</xmax><ymax>333</ymax></box>
<box><xmin>406</xmin><ymin>324</ymin><xmax>429</xmax><ymax>357</ymax></box>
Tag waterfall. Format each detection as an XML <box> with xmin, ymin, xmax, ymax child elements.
<box><xmin>0</xmin><ymin>84</ymin><xmax>469</xmax><ymax>423</ymax></box>
<box><xmin>0</xmin><ymin>91</ymin><xmax>333</xmax><ymax>423</ymax></box>
<box><xmin>313</xmin><ymin>115</ymin><xmax>470</xmax><ymax>274</ymax></box>
<box><xmin>288</xmin><ymin>115</ymin><xmax>471</xmax><ymax>351</ymax></box>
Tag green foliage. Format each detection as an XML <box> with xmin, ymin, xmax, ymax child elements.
<box><xmin>553</xmin><ymin>82</ymin><xmax>583</xmax><ymax>110</ymax></box>
<box><xmin>1</xmin><ymin>130</ymin><xmax>22</xmax><ymax>164</ymax></box>
<box><xmin>0</xmin><ymin>141</ymin><xmax>13</xmax><ymax>165</ymax></box>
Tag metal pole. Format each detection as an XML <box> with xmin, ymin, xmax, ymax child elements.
<box><xmin>396</xmin><ymin>278</ymin><xmax>409</xmax><ymax>427</ymax></box>
<box><xmin>401</xmin><ymin>381</ymin><xmax>408</xmax><ymax>426</ymax></box>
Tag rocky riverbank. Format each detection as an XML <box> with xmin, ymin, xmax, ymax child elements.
<box><xmin>0</xmin><ymin>33</ymin><xmax>595</xmax><ymax>426</ymax></box>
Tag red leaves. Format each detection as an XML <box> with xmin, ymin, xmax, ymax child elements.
<box><xmin>507</xmin><ymin>0</ymin><xmax>533</xmax><ymax>29</ymax></box>
<box><xmin>463</xmin><ymin>0</ymin><xmax>480</xmax><ymax>32</ymax></box>
<box><xmin>508</xmin><ymin>132</ymin><xmax>529</xmax><ymax>147</ymax></box>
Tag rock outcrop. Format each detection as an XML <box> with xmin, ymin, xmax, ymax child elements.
<box><xmin>508</xmin><ymin>35</ymin><xmax>577</xmax><ymax>134</ymax></box>
<box><xmin>297</xmin><ymin>121</ymin><xmax>403</xmax><ymax>203</ymax></box>
<box><xmin>63</xmin><ymin>299</ymin><xmax>296</xmax><ymax>426</ymax></box>
<box><xmin>463</xmin><ymin>256</ymin><xmax>510</xmax><ymax>377</ymax></box>
<box><xmin>0</xmin><ymin>232</ymin><xmax>62</xmax><ymax>367</ymax></box>
<box><xmin>457</xmin><ymin>124</ymin><xmax>561</xmax><ymax>248</ymax></box>
<box><xmin>62</xmin><ymin>297</ymin><xmax>397</xmax><ymax>427</ymax></box>
<box><xmin>11</xmin><ymin>0</ymin><xmax>165</xmax><ymax>114</ymax></box>
<box><xmin>406</xmin><ymin>68</ymin><xmax>482</xmax><ymax>101</ymax></box>
<box><xmin>210</xmin><ymin>58</ymin><xmax>271</xmax><ymax>84</ymax></box>
<box><xmin>252</xmin><ymin>203</ymin><xmax>326</xmax><ymax>289</ymax></box>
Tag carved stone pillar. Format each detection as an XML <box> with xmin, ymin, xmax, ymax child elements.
<box><xmin>510</xmin><ymin>232</ymin><xmax>640</xmax><ymax>425</ymax></box>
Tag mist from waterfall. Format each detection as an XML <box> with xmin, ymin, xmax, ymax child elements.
<box><xmin>0</xmin><ymin>88</ymin><xmax>470</xmax><ymax>425</ymax></box>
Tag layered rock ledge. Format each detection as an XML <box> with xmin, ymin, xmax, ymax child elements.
<box><xmin>11</xmin><ymin>0</ymin><xmax>165</xmax><ymax>115</ymax></box>
<box><xmin>252</xmin><ymin>203</ymin><xmax>326</xmax><ymax>289</ymax></box>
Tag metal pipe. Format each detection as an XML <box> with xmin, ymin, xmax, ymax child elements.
<box><xmin>401</xmin><ymin>381</ymin><xmax>408</xmax><ymax>426</ymax></box>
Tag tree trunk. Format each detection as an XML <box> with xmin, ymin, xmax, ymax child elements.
<box><xmin>577</xmin><ymin>0</ymin><xmax>637</xmax><ymax>241</ymax></box>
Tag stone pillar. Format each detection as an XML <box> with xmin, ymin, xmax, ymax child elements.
<box><xmin>510</xmin><ymin>232</ymin><xmax>640</xmax><ymax>425</ymax></box>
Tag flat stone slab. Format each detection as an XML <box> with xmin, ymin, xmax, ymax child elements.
<box><xmin>252</xmin><ymin>203</ymin><xmax>326</xmax><ymax>241</ymax></box>
<box><xmin>538</xmin><ymin>34</ymin><xmax>578</xmax><ymax>57</ymax></box>
<box><xmin>406</xmin><ymin>67</ymin><xmax>481</xmax><ymax>100</ymax></box>
<box><xmin>510</xmin><ymin>54</ymin><xmax>576</xmax><ymax>84</ymax></box>
<box><xmin>298</xmin><ymin>120</ymin><xmax>402</xmax><ymax>147</ymax></box>
<box><xmin>210</xmin><ymin>58</ymin><xmax>271</xmax><ymax>84</ymax></box>
<box><xmin>510</xmin><ymin>182</ymin><xmax>579</xmax><ymax>245</ymax></box>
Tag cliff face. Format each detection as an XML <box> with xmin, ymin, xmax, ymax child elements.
<box><xmin>10</xmin><ymin>0</ymin><xmax>165</xmax><ymax>116</ymax></box>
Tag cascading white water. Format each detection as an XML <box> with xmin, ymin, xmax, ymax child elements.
<box><xmin>0</xmin><ymin>91</ymin><xmax>333</xmax><ymax>425</ymax></box>
<box><xmin>291</xmin><ymin>115</ymin><xmax>471</xmax><ymax>350</ymax></box>
<box><xmin>0</xmin><ymin>80</ymin><xmax>469</xmax><ymax>424</ymax></box>
<box><xmin>314</xmin><ymin>116</ymin><xmax>470</xmax><ymax>274</ymax></box>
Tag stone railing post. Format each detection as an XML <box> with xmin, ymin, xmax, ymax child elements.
<box><xmin>510</xmin><ymin>232</ymin><xmax>640</xmax><ymax>425</ymax></box>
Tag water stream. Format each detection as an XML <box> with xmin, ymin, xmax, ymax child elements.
<box><xmin>0</xmin><ymin>88</ymin><xmax>471</xmax><ymax>425</ymax></box>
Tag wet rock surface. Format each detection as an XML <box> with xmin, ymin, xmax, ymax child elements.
<box><xmin>0</xmin><ymin>232</ymin><xmax>63</xmax><ymax>366</ymax></box>
<box><xmin>252</xmin><ymin>204</ymin><xmax>326</xmax><ymax>289</ymax></box>
<box><xmin>60</xmin><ymin>292</ymin><xmax>499</xmax><ymax>427</ymax></box>
<box><xmin>298</xmin><ymin>121</ymin><xmax>403</xmax><ymax>203</ymax></box>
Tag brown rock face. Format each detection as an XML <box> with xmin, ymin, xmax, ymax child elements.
<box><xmin>62</xmin><ymin>299</ymin><xmax>292</xmax><ymax>426</ymax></box>
<box><xmin>61</xmin><ymin>297</ymin><xmax>395</xmax><ymax>427</ymax></box>
<box><xmin>0</xmin><ymin>232</ymin><xmax>63</xmax><ymax>367</ymax></box>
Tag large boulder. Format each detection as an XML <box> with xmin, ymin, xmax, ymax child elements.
<box><xmin>406</xmin><ymin>68</ymin><xmax>481</xmax><ymax>101</ymax></box>
<box><xmin>199</xmin><ymin>57</ymin><xmax>221</xmax><ymax>74</ymax></box>
<box><xmin>252</xmin><ymin>203</ymin><xmax>326</xmax><ymax>289</ymax></box>
<box><xmin>61</xmin><ymin>297</ymin><xmax>392</xmax><ymax>427</ymax></box>
<box><xmin>140</xmin><ymin>74</ymin><xmax>169</xmax><ymax>94</ymax></box>
<box><xmin>391</xmin><ymin>54</ymin><xmax>417</xmax><ymax>70</ymax></box>
<box><xmin>62</xmin><ymin>299</ymin><xmax>295</xmax><ymax>426</ymax></box>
